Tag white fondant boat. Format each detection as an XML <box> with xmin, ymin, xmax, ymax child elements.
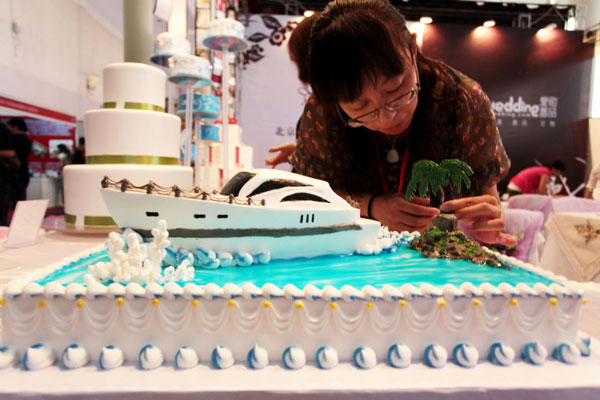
<box><xmin>100</xmin><ymin>169</ymin><xmax>381</xmax><ymax>259</ymax></box>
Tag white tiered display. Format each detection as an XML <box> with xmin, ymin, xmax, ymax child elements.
<box><xmin>167</xmin><ymin>55</ymin><xmax>212</xmax><ymax>167</ymax></box>
<box><xmin>203</xmin><ymin>18</ymin><xmax>248</xmax><ymax>184</ymax></box>
<box><xmin>198</xmin><ymin>123</ymin><xmax>254</xmax><ymax>190</ymax></box>
<box><xmin>63</xmin><ymin>63</ymin><xmax>193</xmax><ymax>228</ymax></box>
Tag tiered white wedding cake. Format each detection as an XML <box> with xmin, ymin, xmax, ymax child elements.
<box><xmin>63</xmin><ymin>63</ymin><xmax>193</xmax><ymax>228</ymax></box>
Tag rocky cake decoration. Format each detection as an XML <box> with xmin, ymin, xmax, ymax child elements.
<box><xmin>404</xmin><ymin>159</ymin><xmax>508</xmax><ymax>268</ymax></box>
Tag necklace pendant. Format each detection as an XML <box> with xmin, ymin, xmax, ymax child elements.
<box><xmin>386</xmin><ymin>148</ymin><xmax>400</xmax><ymax>163</ymax></box>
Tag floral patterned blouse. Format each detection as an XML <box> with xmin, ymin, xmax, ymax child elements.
<box><xmin>289</xmin><ymin>58</ymin><xmax>511</xmax><ymax>201</ymax></box>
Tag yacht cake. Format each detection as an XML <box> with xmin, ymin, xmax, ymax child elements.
<box><xmin>100</xmin><ymin>169</ymin><xmax>382</xmax><ymax>259</ymax></box>
<box><xmin>0</xmin><ymin>170</ymin><xmax>592</xmax><ymax>371</ymax></box>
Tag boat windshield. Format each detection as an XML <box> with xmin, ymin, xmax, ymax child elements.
<box><xmin>281</xmin><ymin>193</ymin><xmax>330</xmax><ymax>203</ymax></box>
<box><xmin>220</xmin><ymin>171</ymin><xmax>256</xmax><ymax>196</ymax></box>
<box><xmin>247</xmin><ymin>179</ymin><xmax>310</xmax><ymax>197</ymax></box>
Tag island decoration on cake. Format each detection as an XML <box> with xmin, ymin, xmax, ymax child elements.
<box><xmin>404</xmin><ymin>159</ymin><xmax>508</xmax><ymax>269</ymax></box>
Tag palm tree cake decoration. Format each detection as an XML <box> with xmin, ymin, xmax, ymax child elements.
<box><xmin>404</xmin><ymin>159</ymin><xmax>507</xmax><ymax>269</ymax></box>
<box><xmin>405</xmin><ymin>159</ymin><xmax>474</xmax><ymax>204</ymax></box>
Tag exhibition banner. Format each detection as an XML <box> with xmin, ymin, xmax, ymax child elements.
<box><xmin>422</xmin><ymin>24</ymin><xmax>593</xmax><ymax>193</ymax></box>
<box><xmin>239</xmin><ymin>14</ymin><xmax>305</xmax><ymax>171</ymax></box>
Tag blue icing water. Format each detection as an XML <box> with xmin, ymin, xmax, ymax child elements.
<box><xmin>35</xmin><ymin>246</ymin><xmax>558</xmax><ymax>290</ymax></box>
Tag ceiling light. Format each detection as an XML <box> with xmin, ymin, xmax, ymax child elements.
<box><xmin>526</xmin><ymin>4</ymin><xmax>539</xmax><ymax>10</ymax></box>
<box><xmin>420</xmin><ymin>16</ymin><xmax>433</xmax><ymax>24</ymax></box>
<box><xmin>483</xmin><ymin>20</ymin><xmax>496</xmax><ymax>28</ymax></box>
<box><xmin>476</xmin><ymin>1</ymin><xmax>485</xmax><ymax>6</ymax></box>
<box><xmin>303</xmin><ymin>10</ymin><xmax>315</xmax><ymax>18</ymax></box>
<box><xmin>537</xmin><ymin>23</ymin><xmax>558</xmax><ymax>37</ymax></box>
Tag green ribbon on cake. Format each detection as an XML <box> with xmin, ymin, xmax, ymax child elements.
<box><xmin>103</xmin><ymin>101</ymin><xmax>164</xmax><ymax>112</ymax></box>
<box><xmin>65</xmin><ymin>213</ymin><xmax>116</xmax><ymax>227</ymax></box>
<box><xmin>86</xmin><ymin>155</ymin><xmax>180</xmax><ymax>165</ymax></box>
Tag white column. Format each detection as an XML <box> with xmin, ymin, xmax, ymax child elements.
<box><xmin>123</xmin><ymin>0</ymin><xmax>153</xmax><ymax>64</ymax></box>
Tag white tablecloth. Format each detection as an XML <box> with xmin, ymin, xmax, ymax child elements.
<box><xmin>540</xmin><ymin>212</ymin><xmax>600</xmax><ymax>283</ymax></box>
<box><xmin>1</xmin><ymin>231</ymin><xmax>600</xmax><ymax>399</ymax></box>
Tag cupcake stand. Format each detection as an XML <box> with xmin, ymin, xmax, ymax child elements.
<box><xmin>167</xmin><ymin>57</ymin><xmax>212</xmax><ymax>167</ymax></box>
<box><xmin>203</xmin><ymin>26</ymin><xmax>248</xmax><ymax>183</ymax></box>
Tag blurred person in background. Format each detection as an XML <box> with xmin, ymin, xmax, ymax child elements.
<box><xmin>0</xmin><ymin>122</ymin><xmax>17</xmax><ymax>225</ymax></box>
<box><xmin>71</xmin><ymin>137</ymin><xmax>86</xmax><ymax>164</ymax></box>
<box><xmin>507</xmin><ymin>160</ymin><xmax>566</xmax><ymax>196</ymax></box>
<box><xmin>55</xmin><ymin>143</ymin><xmax>72</xmax><ymax>206</ymax></box>
<box><xmin>584</xmin><ymin>163</ymin><xmax>600</xmax><ymax>200</ymax></box>
<box><xmin>6</xmin><ymin>118</ymin><xmax>32</xmax><ymax>208</ymax></box>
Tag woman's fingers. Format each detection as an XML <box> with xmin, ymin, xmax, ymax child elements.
<box><xmin>267</xmin><ymin>144</ymin><xmax>288</xmax><ymax>153</ymax></box>
<box><xmin>455</xmin><ymin>203</ymin><xmax>501</xmax><ymax>221</ymax></box>
<box><xmin>264</xmin><ymin>155</ymin><xmax>279</xmax><ymax>168</ymax></box>
<box><xmin>374</xmin><ymin>194</ymin><xmax>439</xmax><ymax>232</ymax></box>
<box><xmin>466</xmin><ymin>217</ymin><xmax>504</xmax><ymax>231</ymax></box>
<box><xmin>497</xmin><ymin>232</ymin><xmax>517</xmax><ymax>247</ymax></box>
<box><xmin>440</xmin><ymin>194</ymin><xmax>498</xmax><ymax>213</ymax></box>
<box><xmin>394</xmin><ymin>198</ymin><xmax>440</xmax><ymax>217</ymax></box>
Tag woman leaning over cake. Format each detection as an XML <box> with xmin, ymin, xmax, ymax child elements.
<box><xmin>289</xmin><ymin>0</ymin><xmax>515</xmax><ymax>247</ymax></box>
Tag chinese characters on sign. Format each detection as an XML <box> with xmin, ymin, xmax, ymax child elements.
<box><xmin>275</xmin><ymin>126</ymin><xmax>295</xmax><ymax>137</ymax></box>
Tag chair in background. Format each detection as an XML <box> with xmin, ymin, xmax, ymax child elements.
<box><xmin>507</xmin><ymin>194</ymin><xmax>553</xmax><ymax>224</ymax></box>
<box><xmin>502</xmin><ymin>208</ymin><xmax>545</xmax><ymax>264</ymax></box>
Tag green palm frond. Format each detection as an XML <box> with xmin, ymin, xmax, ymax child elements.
<box><xmin>406</xmin><ymin>160</ymin><xmax>438</xmax><ymax>202</ymax></box>
<box><xmin>405</xmin><ymin>159</ymin><xmax>474</xmax><ymax>203</ymax></box>
<box><xmin>439</xmin><ymin>159</ymin><xmax>473</xmax><ymax>193</ymax></box>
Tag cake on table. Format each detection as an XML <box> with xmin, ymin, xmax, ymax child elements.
<box><xmin>177</xmin><ymin>93</ymin><xmax>220</xmax><ymax>119</ymax></box>
<box><xmin>150</xmin><ymin>32</ymin><xmax>192</xmax><ymax>66</ymax></box>
<box><xmin>63</xmin><ymin>62</ymin><xmax>193</xmax><ymax>229</ymax></box>
<box><xmin>167</xmin><ymin>55</ymin><xmax>212</xmax><ymax>86</ymax></box>
<box><xmin>204</xmin><ymin>17</ymin><xmax>247</xmax><ymax>52</ymax></box>
<box><xmin>0</xmin><ymin>169</ymin><xmax>590</xmax><ymax>371</ymax></box>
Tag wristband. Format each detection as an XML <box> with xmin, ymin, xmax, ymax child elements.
<box><xmin>367</xmin><ymin>193</ymin><xmax>381</xmax><ymax>219</ymax></box>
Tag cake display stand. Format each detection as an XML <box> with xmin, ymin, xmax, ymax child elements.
<box><xmin>167</xmin><ymin>75</ymin><xmax>212</xmax><ymax>167</ymax></box>
<box><xmin>203</xmin><ymin>33</ymin><xmax>248</xmax><ymax>183</ymax></box>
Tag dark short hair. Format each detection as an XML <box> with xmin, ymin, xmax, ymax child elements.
<box><xmin>288</xmin><ymin>13</ymin><xmax>319</xmax><ymax>85</ymax></box>
<box><xmin>7</xmin><ymin>118</ymin><xmax>27</xmax><ymax>132</ymax></box>
<box><xmin>550</xmin><ymin>159</ymin><xmax>566</xmax><ymax>172</ymax></box>
<box><xmin>309</xmin><ymin>0</ymin><xmax>414</xmax><ymax>107</ymax></box>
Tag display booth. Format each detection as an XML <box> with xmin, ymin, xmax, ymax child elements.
<box><xmin>0</xmin><ymin>95</ymin><xmax>76</xmax><ymax>208</ymax></box>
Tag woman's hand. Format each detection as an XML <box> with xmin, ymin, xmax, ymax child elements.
<box><xmin>264</xmin><ymin>142</ymin><xmax>297</xmax><ymax>168</ymax></box>
<box><xmin>371</xmin><ymin>193</ymin><xmax>440</xmax><ymax>233</ymax></box>
<box><xmin>440</xmin><ymin>187</ymin><xmax>516</xmax><ymax>246</ymax></box>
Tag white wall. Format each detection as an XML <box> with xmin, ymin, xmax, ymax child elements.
<box><xmin>0</xmin><ymin>0</ymin><xmax>123</xmax><ymax>119</ymax></box>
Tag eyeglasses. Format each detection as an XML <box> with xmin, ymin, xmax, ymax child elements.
<box><xmin>338</xmin><ymin>58</ymin><xmax>421</xmax><ymax>128</ymax></box>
